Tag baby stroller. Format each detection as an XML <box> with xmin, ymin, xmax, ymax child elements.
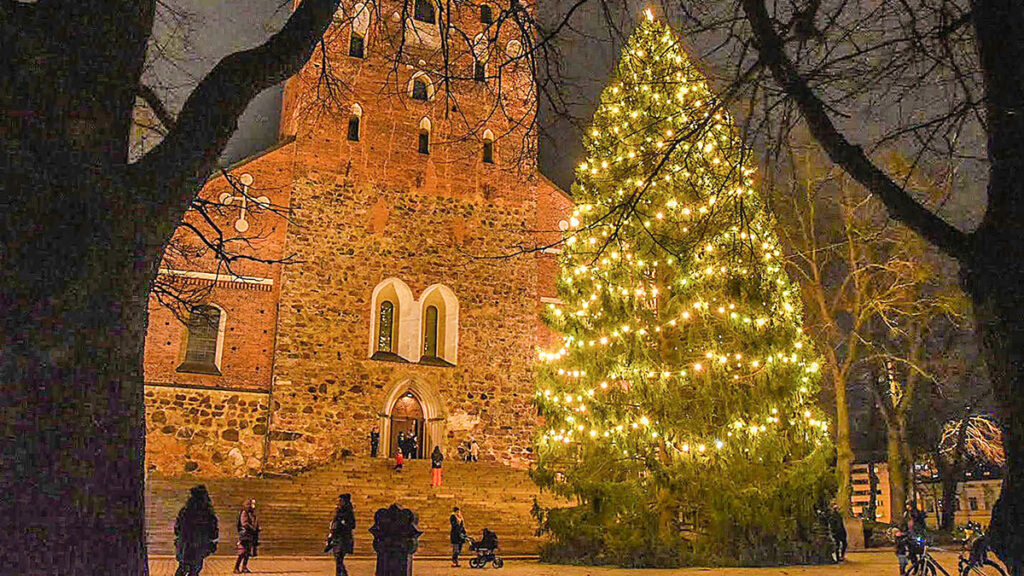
<box><xmin>468</xmin><ymin>528</ymin><xmax>504</xmax><ymax>569</ymax></box>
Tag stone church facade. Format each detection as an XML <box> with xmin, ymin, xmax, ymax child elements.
<box><xmin>142</xmin><ymin>0</ymin><xmax>571</xmax><ymax>479</ymax></box>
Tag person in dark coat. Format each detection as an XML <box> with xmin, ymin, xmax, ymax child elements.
<box><xmin>826</xmin><ymin>504</ymin><xmax>847</xmax><ymax>562</ymax></box>
<box><xmin>328</xmin><ymin>493</ymin><xmax>356</xmax><ymax>576</ymax></box>
<box><xmin>408</xmin><ymin>432</ymin><xmax>419</xmax><ymax>459</ymax></box>
<box><xmin>449</xmin><ymin>506</ymin><xmax>467</xmax><ymax>567</ymax></box>
<box><xmin>370</xmin><ymin>426</ymin><xmax>380</xmax><ymax>458</ymax></box>
<box><xmin>397</xmin><ymin>431</ymin><xmax>407</xmax><ymax>458</ymax></box>
<box><xmin>234</xmin><ymin>498</ymin><xmax>260</xmax><ymax>573</ymax></box>
<box><xmin>174</xmin><ymin>485</ymin><xmax>219</xmax><ymax>576</ymax></box>
<box><xmin>430</xmin><ymin>446</ymin><xmax>444</xmax><ymax>487</ymax></box>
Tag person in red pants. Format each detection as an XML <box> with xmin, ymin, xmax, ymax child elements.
<box><xmin>431</xmin><ymin>446</ymin><xmax>444</xmax><ymax>487</ymax></box>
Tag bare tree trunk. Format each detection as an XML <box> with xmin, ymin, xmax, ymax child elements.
<box><xmin>833</xmin><ymin>370</ymin><xmax>855</xmax><ymax>518</ymax></box>
<box><xmin>887</xmin><ymin>421</ymin><xmax>909</xmax><ymax>528</ymax></box>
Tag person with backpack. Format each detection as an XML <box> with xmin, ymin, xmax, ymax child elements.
<box><xmin>174</xmin><ymin>485</ymin><xmax>219</xmax><ymax>576</ymax></box>
<box><xmin>234</xmin><ymin>498</ymin><xmax>260</xmax><ymax>573</ymax></box>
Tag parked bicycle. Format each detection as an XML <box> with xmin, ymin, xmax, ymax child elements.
<box><xmin>890</xmin><ymin>528</ymin><xmax>951</xmax><ymax>576</ymax></box>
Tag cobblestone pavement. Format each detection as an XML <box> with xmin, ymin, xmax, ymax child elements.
<box><xmin>149</xmin><ymin>550</ymin><xmax>963</xmax><ymax>576</ymax></box>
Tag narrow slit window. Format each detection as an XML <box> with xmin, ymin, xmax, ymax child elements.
<box><xmin>483</xmin><ymin>138</ymin><xmax>494</xmax><ymax>163</ymax></box>
<box><xmin>347</xmin><ymin>116</ymin><xmax>360</xmax><ymax>141</ymax></box>
<box><xmin>378</xmin><ymin>301</ymin><xmax>395</xmax><ymax>352</ymax></box>
<box><xmin>423</xmin><ymin>305</ymin><xmax>439</xmax><ymax>357</ymax></box>
<box><xmin>473</xmin><ymin>60</ymin><xmax>486</xmax><ymax>82</ymax></box>
<box><xmin>414</xmin><ymin>0</ymin><xmax>435</xmax><ymax>24</ymax></box>
<box><xmin>349</xmin><ymin>33</ymin><xmax>365</xmax><ymax>58</ymax></box>
<box><xmin>480</xmin><ymin>4</ymin><xmax>493</xmax><ymax>23</ymax></box>
<box><xmin>418</xmin><ymin>131</ymin><xmax>430</xmax><ymax>154</ymax></box>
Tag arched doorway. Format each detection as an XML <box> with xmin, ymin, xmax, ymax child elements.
<box><xmin>378</xmin><ymin>378</ymin><xmax>446</xmax><ymax>459</ymax></box>
<box><xmin>389</xmin><ymin>392</ymin><xmax>425</xmax><ymax>459</ymax></box>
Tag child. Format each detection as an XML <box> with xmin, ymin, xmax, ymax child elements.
<box><xmin>394</xmin><ymin>448</ymin><xmax>404</xmax><ymax>472</ymax></box>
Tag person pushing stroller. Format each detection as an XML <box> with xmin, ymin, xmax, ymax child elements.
<box><xmin>468</xmin><ymin>527</ymin><xmax>503</xmax><ymax>569</ymax></box>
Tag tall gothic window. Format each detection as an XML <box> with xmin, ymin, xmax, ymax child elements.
<box><xmin>378</xmin><ymin>301</ymin><xmax>395</xmax><ymax>353</ymax></box>
<box><xmin>414</xmin><ymin>0</ymin><xmax>435</xmax><ymax>24</ymax></box>
<box><xmin>178</xmin><ymin>305</ymin><xmax>222</xmax><ymax>375</ymax></box>
<box><xmin>423</xmin><ymin>305</ymin><xmax>439</xmax><ymax>357</ymax></box>
<box><xmin>348</xmin><ymin>104</ymin><xmax>362</xmax><ymax>141</ymax></box>
<box><xmin>418</xmin><ymin>117</ymin><xmax>431</xmax><ymax>155</ymax></box>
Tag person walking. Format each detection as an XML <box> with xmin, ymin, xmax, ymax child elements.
<box><xmin>174</xmin><ymin>485</ymin><xmax>219</xmax><ymax>576</ymax></box>
<box><xmin>327</xmin><ymin>493</ymin><xmax>356</xmax><ymax>576</ymax></box>
<box><xmin>234</xmin><ymin>498</ymin><xmax>260</xmax><ymax>573</ymax></box>
<box><xmin>394</xmin><ymin>447</ymin><xmax>404</xmax><ymax>472</ymax></box>
<box><xmin>469</xmin><ymin>439</ymin><xmax>480</xmax><ymax>463</ymax></box>
<box><xmin>430</xmin><ymin>446</ymin><xmax>444</xmax><ymax>487</ymax></box>
<box><xmin>370</xmin><ymin>426</ymin><xmax>380</xmax><ymax>458</ymax></box>
<box><xmin>449</xmin><ymin>506</ymin><xmax>467</xmax><ymax>567</ymax></box>
<box><xmin>827</xmin><ymin>504</ymin><xmax>847</xmax><ymax>563</ymax></box>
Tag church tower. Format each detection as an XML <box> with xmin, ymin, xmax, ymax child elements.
<box><xmin>142</xmin><ymin>0</ymin><xmax>571</xmax><ymax>542</ymax></box>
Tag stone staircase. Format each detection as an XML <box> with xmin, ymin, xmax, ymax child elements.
<box><xmin>146</xmin><ymin>457</ymin><xmax>557</xmax><ymax>556</ymax></box>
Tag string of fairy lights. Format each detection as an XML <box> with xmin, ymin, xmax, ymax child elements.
<box><xmin>534</xmin><ymin>13</ymin><xmax>830</xmax><ymax>463</ymax></box>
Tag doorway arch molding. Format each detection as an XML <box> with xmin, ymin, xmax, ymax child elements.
<box><xmin>377</xmin><ymin>376</ymin><xmax>447</xmax><ymax>457</ymax></box>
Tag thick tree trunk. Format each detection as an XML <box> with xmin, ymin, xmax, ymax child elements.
<box><xmin>963</xmin><ymin>246</ymin><xmax>1024</xmax><ymax>575</ymax></box>
<box><xmin>939</xmin><ymin>465</ymin><xmax>959</xmax><ymax>532</ymax></box>
<box><xmin>0</xmin><ymin>151</ymin><xmax>156</xmax><ymax>574</ymax></box>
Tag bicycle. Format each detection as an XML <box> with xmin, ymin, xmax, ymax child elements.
<box><xmin>890</xmin><ymin>528</ymin><xmax>951</xmax><ymax>576</ymax></box>
<box><xmin>957</xmin><ymin>528</ymin><xmax>1006</xmax><ymax>576</ymax></box>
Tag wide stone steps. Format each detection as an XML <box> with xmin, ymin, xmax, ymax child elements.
<box><xmin>146</xmin><ymin>457</ymin><xmax>557</xmax><ymax>556</ymax></box>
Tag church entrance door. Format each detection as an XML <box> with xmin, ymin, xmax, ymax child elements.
<box><xmin>389</xmin><ymin>392</ymin><xmax>424</xmax><ymax>459</ymax></box>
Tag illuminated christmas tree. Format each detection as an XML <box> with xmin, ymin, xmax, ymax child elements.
<box><xmin>534</xmin><ymin>14</ymin><xmax>833</xmax><ymax>565</ymax></box>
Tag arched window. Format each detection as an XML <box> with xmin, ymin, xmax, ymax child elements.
<box><xmin>348</xmin><ymin>103</ymin><xmax>362</xmax><ymax>141</ymax></box>
<box><xmin>418</xmin><ymin>117</ymin><xmax>431</xmax><ymax>155</ymax></box>
<box><xmin>423</xmin><ymin>305</ymin><xmax>439</xmax><ymax>357</ymax></box>
<box><xmin>414</xmin><ymin>0</ymin><xmax>435</xmax><ymax>24</ymax></box>
<box><xmin>418</xmin><ymin>284</ymin><xmax>458</xmax><ymax>366</ymax></box>
<box><xmin>349</xmin><ymin>2</ymin><xmax>369</xmax><ymax>57</ymax></box>
<box><xmin>482</xmin><ymin>129</ymin><xmax>495</xmax><ymax>163</ymax></box>
<box><xmin>178</xmin><ymin>305</ymin><xmax>224</xmax><ymax>375</ymax></box>
<box><xmin>480</xmin><ymin>3</ymin><xmax>493</xmax><ymax>24</ymax></box>
<box><xmin>369</xmin><ymin>278</ymin><xmax>416</xmax><ymax>361</ymax></box>
<box><xmin>410</xmin><ymin>73</ymin><xmax>433</xmax><ymax>101</ymax></box>
<box><xmin>473</xmin><ymin>34</ymin><xmax>487</xmax><ymax>82</ymax></box>
<box><xmin>378</xmin><ymin>301</ymin><xmax>395</xmax><ymax>353</ymax></box>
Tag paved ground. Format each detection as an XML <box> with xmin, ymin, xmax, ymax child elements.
<box><xmin>149</xmin><ymin>550</ymin><xmax>964</xmax><ymax>576</ymax></box>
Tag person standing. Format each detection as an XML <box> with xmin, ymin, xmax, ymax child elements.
<box><xmin>370</xmin><ymin>426</ymin><xmax>380</xmax><ymax>458</ymax></box>
<box><xmin>431</xmin><ymin>446</ymin><xmax>444</xmax><ymax>487</ymax></box>
<box><xmin>394</xmin><ymin>447</ymin><xmax>404</xmax><ymax>472</ymax></box>
<box><xmin>469</xmin><ymin>439</ymin><xmax>480</xmax><ymax>463</ymax></box>
<box><xmin>409</xmin><ymin>431</ymin><xmax>419</xmax><ymax>459</ymax></box>
<box><xmin>327</xmin><ymin>493</ymin><xmax>356</xmax><ymax>576</ymax></box>
<box><xmin>174</xmin><ymin>485</ymin><xmax>219</xmax><ymax>576</ymax></box>
<box><xmin>449</xmin><ymin>506</ymin><xmax>467</xmax><ymax>567</ymax></box>
<box><xmin>827</xmin><ymin>504</ymin><xmax>847</xmax><ymax>563</ymax></box>
<box><xmin>397</xmin><ymin>431</ymin><xmax>407</xmax><ymax>458</ymax></box>
<box><xmin>234</xmin><ymin>498</ymin><xmax>260</xmax><ymax>573</ymax></box>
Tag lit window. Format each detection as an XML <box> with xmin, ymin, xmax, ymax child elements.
<box><xmin>423</xmin><ymin>305</ymin><xmax>439</xmax><ymax>357</ymax></box>
<box><xmin>378</xmin><ymin>301</ymin><xmax>395</xmax><ymax>352</ymax></box>
<box><xmin>178</xmin><ymin>305</ymin><xmax>223</xmax><ymax>375</ymax></box>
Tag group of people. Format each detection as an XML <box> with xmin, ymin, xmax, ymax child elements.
<box><xmin>368</xmin><ymin>426</ymin><xmax>482</xmax><ymax>463</ymax></box>
<box><xmin>171</xmin><ymin>487</ymin><xmax>356</xmax><ymax>576</ymax></box>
